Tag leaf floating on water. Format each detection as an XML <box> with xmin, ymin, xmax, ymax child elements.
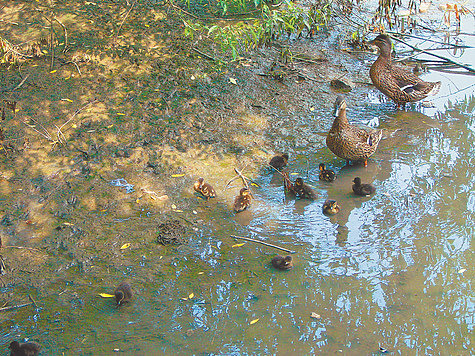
<box><xmin>310</xmin><ymin>312</ymin><xmax>321</xmax><ymax>319</ymax></box>
<box><xmin>458</xmin><ymin>268</ymin><xmax>466</xmax><ymax>274</ymax></box>
<box><xmin>290</xmin><ymin>172</ymin><xmax>299</xmax><ymax>175</ymax></box>
<box><xmin>120</xmin><ymin>243</ymin><xmax>131</xmax><ymax>250</ymax></box>
<box><xmin>251</xmin><ymin>183</ymin><xmax>259</xmax><ymax>187</ymax></box>
<box><xmin>50</xmin><ymin>70</ymin><xmax>57</xmax><ymax>74</ymax></box>
<box><xmin>171</xmin><ymin>174</ymin><xmax>185</xmax><ymax>178</ymax></box>
<box><xmin>189</xmin><ymin>293</ymin><xmax>194</xmax><ymax>299</ymax></box>
<box><xmin>249</xmin><ymin>318</ymin><xmax>259</xmax><ymax>325</ymax></box>
<box><xmin>232</xmin><ymin>243</ymin><xmax>246</xmax><ymax>248</ymax></box>
<box><xmin>229</xmin><ymin>77</ymin><xmax>237</xmax><ymax>85</ymax></box>
<box><xmin>99</xmin><ymin>293</ymin><xmax>115</xmax><ymax>298</ymax></box>
<box><xmin>181</xmin><ymin>297</ymin><xmax>188</xmax><ymax>301</ymax></box>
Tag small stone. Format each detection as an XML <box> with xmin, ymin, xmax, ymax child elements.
<box><xmin>330</xmin><ymin>78</ymin><xmax>354</xmax><ymax>92</ymax></box>
<box><xmin>310</xmin><ymin>312</ymin><xmax>321</xmax><ymax>319</ymax></box>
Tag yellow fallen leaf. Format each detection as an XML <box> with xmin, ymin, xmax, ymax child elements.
<box><xmin>458</xmin><ymin>268</ymin><xmax>466</xmax><ymax>273</ymax></box>
<box><xmin>61</xmin><ymin>98</ymin><xmax>73</xmax><ymax>102</ymax></box>
<box><xmin>251</xmin><ymin>183</ymin><xmax>259</xmax><ymax>187</ymax></box>
<box><xmin>50</xmin><ymin>70</ymin><xmax>57</xmax><ymax>74</ymax></box>
<box><xmin>171</xmin><ymin>174</ymin><xmax>185</xmax><ymax>177</ymax></box>
<box><xmin>198</xmin><ymin>272</ymin><xmax>204</xmax><ymax>275</ymax></box>
<box><xmin>192</xmin><ymin>210</ymin><xmax>198</xmax><ymax>215</ymax></box>
<box><xmin>189</xmin><ymin>293</ymin><xmax>194</xmax><ymax>299</ymax></box>
<box><xmin>72</xmin><ymin>124</ymin><xmax>77</xmax><ymax>128</ymax></box>
<box><xmin>136</xmin><ymin>198</ymin><xmax>140</xmax><ymax>203</ymax></box>
<box><xmin>290</xmin><ymin>172</ymin><xmax>299</xmax><ymax>175</ymax></box>
<box><xmin>250</xmin><ymin>318</ymin><xmax>259</xmax><ymax>325</ymax></box>
<box><xmin>310</xmin><ymin>107</ymin><xmax>315</xmax><ymax>111</ymax></box>
<box><xmin>173</xmin><ymin>209</ymin><xmax>184</xmax><ymax>213</ymax></box>
<box><xmin>117</xmin><ymin>113</ymin><xmax>126</xmax><ymax>116</ymax></box>
<box><xmin>171</xmin><ymin>204</ymin><xmax>177</xmax><ymax>209</ymax></box>
<box><xmin>99</xmin><ymin>293</ymin><xmax>115</xmax><ymax>298</ymax></box>
<box><xmin>232</xmin><ymin>243</ymin><xmax>245</xmax><ymax>248</ymax></box>
<box><xmin>229</xmin><ymin>77</ymin><xmax>237</xmax><ymax>85</ymax></box>
<box><xmin>107</xmin><ymin>124</ymin><xmax>114</xmax><ymax>128</ymax></box>
<box><xmin>310</xmin><ymin>312</ymin><xmax>321</xmax><ymax>319</ymax></box>
<box><xmin>120</xmin><ymin>243</ymin><xmax>131</xmax><ymax>250</ymax></box>
<box><xmin>145</xmin><ymin>24</ymin><xmax>150</xmax><ymax>27</ymax></box>
<box><xmin>181</xmin><ymin>297</ymin><xmax>188</xmax><ymax>301</ymax></box>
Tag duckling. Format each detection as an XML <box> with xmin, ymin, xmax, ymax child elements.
<box><xmin>326</xmin><ymin>96</ymin><xmax>382</xmax><ymax>167</ymax></box>
<box><xmin>369</xmin><ymin>34</ymin><xmax>441</xmax><ymax>107</ymax></box>
<box><xmin>294</xmin><ymin>178</ymin><xmax>317</xmax><ymax>200</ymax></box>
<box><xmin>234</xmin><ymin>188</ymin><xmax>252</xmax><ymax>212</ymax></box>
<box><xmin>319</xmin><ymin>163</ymin><xmax>336</xmax><ymax>182</ymax></box>
<box><xmin>352</xmin><ymin>177</ymin><xmax>376</xmax><ymax>196</ymax></box>
<box><xmin>322</xmin><ymin>199</ymin><xmax>340</xmax><ymax>215</ymax></box>
<box><xmin>269</xmin><ymin>153</ymin><xmax>289</xmax><ymax>170</ymax></box>
<box><xmin>271</xmin><ymin>255</ymin><xmax>293</xmax><ymax>270</ymax></box>
<box><xmin>193</xmin><ymin>177</ymin><xmax>216</xmax><ymax>200</ymax></box>
<box><xmin>114</xmin><ymin>281</ymin><xmax>133</xmax><ymax>306</ymax></box>
<box><xmin>8</xmin><ymin>340</ymin><xmax>41</xmax><ymax>356</ymax></box>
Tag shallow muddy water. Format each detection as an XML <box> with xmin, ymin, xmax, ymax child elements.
<box><xmin>1</xmin><ymin>2</ymin><xmax>474</xmax><ymax>355</ymax></box>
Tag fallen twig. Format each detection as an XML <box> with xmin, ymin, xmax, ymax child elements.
<box><xmin>0</xmin><ymin>302</ymin><xmax>33</xmax><ymax>312</ymax></box>
<box><xmin>56</xmin><ymin>99</ymin><xmax>98</xmax><ymax>144</ymax></box>
<box><xmin>28</xmin><ymin>294</ymin><xmax>39</xmax><ymax>309</ymax></box>
<box><xmin>0</xmin><ymin>74</ymin><xmax>30</xmax><ymax>93</ymax></box>
<box><xmin>231</xmin><ymin>235</ymin><xmax>295</xmax><ymax>253</ymax></box>
<box><xmin>192</xmin><ymin>47</ymin><xmax>217</xmax><ymax>62</ymax></box>
<box><xmin>113</xmin><ymin>0</ymin><xmax>137</xmax><ymax>45</ymax></box>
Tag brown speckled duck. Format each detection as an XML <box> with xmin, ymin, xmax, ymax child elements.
<box><xmin>294</xmin><ymin>178</ymin><xmax>317</xmax><ymax>200</ymax></box>
<box><xmin>370</xmin><ymin>34</ymin><xmax>441</xmax><ymax>107</ymax></box>
<box><xmin>322</xmin><ymin>199</ymin><xmax>340</xmax><ymax>215</ymax></box>
<box><xmin>319</xmin><ymin>163</ymin><xmax>336</xmax><ymax>182</ymax></box>
<box><xmin>326</xmin><ymin>96</ymin><xmax>382</xmax><ymax>167</ymax></box>
<box><xmin>271</xmin><ymin>255</ymin><xmax>293</xmax><ymax>270</ymax></box>
<box><xmin>8</xmin><ymin>341</ymin><xmax>41</xmax><ymax>356</ymax></box>
<box><xmin>234</xmin><ymin>188</ymin><xmax>252</xmax><ymax>212</ymax></box>
<box><xmin>115</xmin><ymin>281</ymin><xmax>133</xmax><ymax>306</ymax></box>
<box><xmin>193</xmin><ymin>177</ymin><xmax>216</xmax><ymax>200</ymax></box>
<box><xmin>269</xmin><ymin>153</ymin><xmax>289</xmax><ymax>170</ymax></box>
<box><xmin>352</xmin><ymin>177</ymin><xmax>376</xmax><ymax>196</ymax></box>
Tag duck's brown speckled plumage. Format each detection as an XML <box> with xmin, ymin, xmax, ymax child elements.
<box><xmin>326</xmin><ymin>96</ymin><xmax>382</xmax><ymax>166</ymax></box>
<box><xmin>352</xmin><ymin>177</ymin><xmax>376</xmax><ymax>196</ymax></box>
<box><xmin>322</xmin><ymin>199</ymin><xmax>340</xmax><ymax>215</ymax></box>
<box><xmin>234</xmin><ymin>188</ymin><xmax>252</xmax><ymax>212</ymax></box>
<box><xmin>294</xmin><ymin>178</ymin><xmax>317</xmax><ymax>200</ymax></box>
<box><xmin>319</xmin><ymin>163</ymin><xmax>336</xmax><ymax>182</ymax></box>
<box><xmin>193</xmin><ymin>177</ymin><xmax>216</xmax><ymax>200</ymax></box>
<box><xmin>9</xmin><ymin>341</ymin><xmax>41</xmax><ymax>356</ymax></box>
<box><xmin>370</xmin><ymin>34</ymin><xmax>441</xmax><ymax>105</ymax></box>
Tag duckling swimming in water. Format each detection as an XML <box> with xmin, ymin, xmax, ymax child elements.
<box><xmin>322</xmin><ymin>199</ymin><xmax>340</xmax><ymax>215</ymax></box>
<box><xmin>234</xmin><ymin>188</ymin><xmax>252</xmax><ymax>212</ymax></box>
<box><xmin>269</xmin><ymin>153</ymin><xmax>289</xmax><ymax>170</ymax></box>
<box><xmin>319</xmin><ymin>163</ymin><xmax>336</xmax><ymax>182</ymax></box>
<box><xmin>294</xmin><ymin>178</ymin><xmax>317</xmax><ymax>200</ymax></box>
<box><xmin>271</xmin><ymin>255</ymin><xmax>293</xmax><ymax>270</ymax></box>
<box><xmin>352</xmin><ymin>177</ymin><xmax>376</xmax><ymax>196</ymax></box>
<box><xmin>193</xmin><ymin>177</ymin><xmax>216</xmax><ymax>200</ymax></box>
<box><xmin>115</xmin><ymin>281</ymin><xmax>133</xmax><ymax>306</ymax></box>
<box><xmin>8</xmin><ymin>340</ymin><xmax>41</xmax><ymax>356</ymax></box>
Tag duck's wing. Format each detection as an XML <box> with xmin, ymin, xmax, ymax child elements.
<box><xmin>391</xmin><ymin>65</ymin><xmax>441</xmax><ymax>95</ymax></box>
<box><xmin>354</xmin><ymin>127</ymin><xmax>382</xmax><ymax>148</ymax></box>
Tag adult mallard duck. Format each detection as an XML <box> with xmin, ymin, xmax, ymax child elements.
<box><xmin>193</xmin><ymin>177</ymin><xmax>216</xmax><ymax>200</ymax></box>
<box><xmin>326</xmin><ymin>96</ymin><xmax>382</xmax><ymax>167</ymax></box>
<box><xmin>369</xmin><ymin>34</ymin><xmax>441</xmax><ymax>107</ymax></box>
<box><xmin>271</xmin><ymin>255</ymin><xmax>293</xmax><ymax>270</ymax></box>
<box><xmin>319</xmin><ymin>163</ymin><xmax>336</xmax><ymax>182</ymax></box>
<box><xmin>352</xmin><ymin>177</ymin><xmax>376</xmax><ymax>196</ymax></box>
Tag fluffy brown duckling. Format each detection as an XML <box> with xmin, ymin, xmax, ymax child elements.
<box><xmin>322</xmin><ymin>199</ymin><xmax>340</xmax><ymax>215</ymax></box>
<box><xmin>234</xmin><ymin>187</ymin><xmax>252</xmax><ymax>212</ymax></box>
<box><xmin>319</xmin><ymin>163</ymin><xmax>336</xmax><ymax>182</ymax></box>
<box><xmin>8</xmin><ymin>341</ymin><xmax>41</xmax><ymax>356</ymax></box>
<box><xmin>271</xmin><ymin>255</ymin><xmax>293</xmax><ymax>270</ymax></box>
<box><xmin>114</xmin><ymin>281</ymin><xmax>133</xmax><ymax>306</ymax></box>
<box><xmin>269</xmin><ymin>153</ymin><xmax>289</xmax><ymax>170</ymax></box>
<box><xmin>294</xmin><ymin>178</ymin><xmax>317</xmax><ymax>200</ymax></box>
<box><xmin>193</xmin><ymin>177</ymin><xmax>216</xmax><ymax>200</ymax></box>
<box><xmin>352</xmin><ymin>177</ymin><xmax>376</xmax><ymax>196</ymax></box>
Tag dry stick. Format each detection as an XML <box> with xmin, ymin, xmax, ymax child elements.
<box><xmin>2</xmin><ymin>246</ymin><xmax>42</xmax><ymax>252</ymax></box>
<box><xmin>53</xmin><ymin>16</ymin><xmax>68</xmax><ymax>53</ymax></box>
<box><xmin>28</xmin><ymin>294</ymin><xmax>39</xmax><ymax>309</ymax></box>
<box><xmin>56</xmin><ymin>99</ymin><xmax>98</xmax><ymax>143</ymax></box>
<box><xmin>391</xmin><ymin>36</ymin><xmax>474</xmax><ymax>73</ymax></box>
<box><xmin>0</xmin><ymin>74</ymin><xmax>30</xmax><ymax>93</ymax></box>
<box><xmin>231</xmin><ymin>235</ymin><xmax>296</xmax><ymax>254</ymax></box>
<box><xmin>386</xmin><ymin>30</ymin><xmax>473</xmax><ymax>48</ymax></box>
<box><xmin>192</xmin><ymin>47</ymin><xmax>217</xmax><ymax>62</ymax></box>
<box><xmin>113</xmin><ymin>0</ymin><xmax>137</xmax><ymax>45</ymax></box>
<box><xmin>0</xmin><ymin>276</ymin><xmax>5</xmax><ymax>288</ymax></box>
<box><xmin>60</xmin><ymin>61</ymin><xmax>82</xmax><ymax>75</ymax></box>
<box><xmin>0</xmin><ymin>302</ymin><xmax>33</xmax><ymax>312</ymax></box>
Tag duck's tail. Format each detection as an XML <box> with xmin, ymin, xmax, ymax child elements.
<box><xmin>427</xmin><ymin>81</ymin><xmax>442</xmax><ymax>97</ymax></box>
